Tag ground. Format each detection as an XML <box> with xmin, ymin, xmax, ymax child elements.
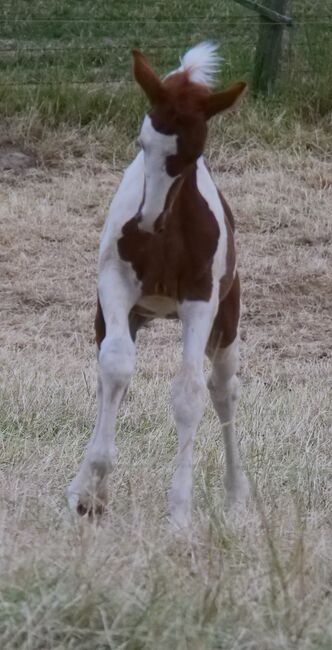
<box><xmin>0</xmin><ymin>131</ymin><xmax>331</xmax><ymax>648</ymax></box>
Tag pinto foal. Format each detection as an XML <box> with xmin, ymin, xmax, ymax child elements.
<box><xmin>68</xmin><ymin>43</ymin><xmax>249</xmax><ymax>529</ymax></box>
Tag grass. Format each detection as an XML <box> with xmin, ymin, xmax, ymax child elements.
<box><xmin>0</xmin><ymin>119</ymin><xmax>331</xmax><ymax>647</ymax></box>
<box><xmin>0</xmin><ymin>0</ymin><xmax>332</xmax><ymax>129</ymax></box>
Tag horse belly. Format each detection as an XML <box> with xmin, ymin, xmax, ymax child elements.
<box><xmin>137</xmin><ymin>295</ymin><xmax>178</xmax><ymax>318</ymax></box>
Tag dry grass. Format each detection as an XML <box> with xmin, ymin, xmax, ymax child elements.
<box><xmin>0</xmin><ymin>126</ymin><xmax>331</xmax><ymax>649</ymax></box>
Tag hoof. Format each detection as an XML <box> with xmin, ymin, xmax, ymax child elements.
<box><xmin>67</xmin><ymin>461</ymin><xmax>109</xmax><ymax>520</ymax></box>
<box><xmin>67</xmin><ymin>486</ymin><xmax>107</xmax><ymax>520</ymax></box>
<box><xmin>225</xmin><ymin>472</ymin><xmax>250</xmax><ymax>511</ymax></box>
<box><xmin>168</xmin><ymin>505</ymin><xmax>192</xmax><ymax>536</ymax></box>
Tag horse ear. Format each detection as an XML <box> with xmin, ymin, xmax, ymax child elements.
<box><xmin>203</xmin><ymin>81</ymin><xmax>247</xmax><ymax>119</ymax></box>
<box><xmin>132</xmin><ymin>49</ymin><xmax>166</xmax><ymax>105</ymax></box>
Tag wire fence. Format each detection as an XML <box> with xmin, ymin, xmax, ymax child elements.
<box><xmin>0</xmin><ymin>11</ymin><xmax>331</xmax><ymax>120</ymax></box>
<box><xmin>1</xmin><ymin>18</ymin><xmax>332</xmax><ymax>23</ymax></box>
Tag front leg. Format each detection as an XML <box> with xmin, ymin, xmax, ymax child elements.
<box><xmin>169</xmin><ymin>296</ymin><xmax>218</xmax><ymax>531</ymax></box>
<box><xmin>67</xmin><ymin>266</ymin><xmax>140</xmax><ymax>517</ymax></box>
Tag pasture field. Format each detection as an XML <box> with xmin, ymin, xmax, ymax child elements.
<box><xmin>1</xmin><ymin>116</ymin><xmax>331</xmax><ymax>648</ymax></box>
<box><xmin>1</xmin><ymin>1</ymin><xmax>332</xmax><ymax>648</ymax></box>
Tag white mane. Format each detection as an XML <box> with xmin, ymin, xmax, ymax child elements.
<box><xmin>178</xmin><ymin>42</ymin><xmax>221</xmax><ymax>88</ymax></box>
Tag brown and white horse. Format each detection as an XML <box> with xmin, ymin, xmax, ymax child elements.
<box><xmin>68</xmin><ymin>43</ymin><xmax>249</xmax><ymax>529</ymax></box>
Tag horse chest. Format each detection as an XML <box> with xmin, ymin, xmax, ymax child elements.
<box><xmin>117</xmin><ymin>215</ymin><xmax>216</xmax><ymax>303</ymax></box>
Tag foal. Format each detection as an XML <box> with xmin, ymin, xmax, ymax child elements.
<box><xmin>68</xmin><ymin>42</ymin><xmax>249</xmax><ymax>529</ymax></box>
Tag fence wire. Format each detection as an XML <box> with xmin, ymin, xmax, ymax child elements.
<box><xmin>0</xmin><ymin>13</ymin><xmax>331</xmax><ymax>104</ymax></box>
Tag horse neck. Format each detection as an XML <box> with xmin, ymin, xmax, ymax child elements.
<box><xmin>140</xmin><ymin>159</ymin><xmax>198</xmax><ymax>232</ymax></box>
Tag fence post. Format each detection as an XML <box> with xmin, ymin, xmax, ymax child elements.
<box><xmin>252</xmin><ymin>0</ymin><xmax>289</xmax><ymax>96</ymax></box>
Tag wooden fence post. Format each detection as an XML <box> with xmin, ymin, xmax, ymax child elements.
<box><xmin>252</xmin><ymin>0</ymin><xmax>289</xmax><ymax>96</ymax></box>
<box><xmin>232</xmin><ymin>0</ymin><xmax>292</xmax><ymax>96</ymax></box>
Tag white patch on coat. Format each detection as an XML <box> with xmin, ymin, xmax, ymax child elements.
<box><xmin>99</xmin><ymin>150</ymin><xmax>145</xmax><ymax>262</ymax></box>
<box><xmin>139</xmin><ymin>115</ymin><xmax>178</xmax><ymax>232</ymax></box>
<box><xmin>196</xmin><ymin>156</ymin><xmax>228</xmax><ymax>282</ymax></box>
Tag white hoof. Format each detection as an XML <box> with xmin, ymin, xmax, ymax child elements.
<box><xmin>67</xmin><ymin>481</ymin><xmax>107</xmax><ymax>518</ymax></box>
<box><xmin>225</xmin><ymin>471</ymin><xmax>250</xmax><ymax>510</ymax></box>
<box><xmin>168</xmin><ymin>502</ymin><xmax>192</xmax><ymax>535</ymax></box>
<box><xmin>67</xmin><ymin>457</ymin><xmax>111</xmax><ymax>518</ymax></box>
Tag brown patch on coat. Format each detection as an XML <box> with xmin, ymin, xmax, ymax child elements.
<box><xmin>118</xmin><ymin>164</ymin><xmax>220</xmax><ymax>303</ymax></box>
<box><xmin>206</xmin><ymin>191</ymin><xmax>238</xmax><ymax>351</ymax></box>
<box><xmin>136</xmin><ymin>68</ymin><xmax>246</xmax><ymax>178</ymax></box>
<box><xmin>219</xmin><ymin>214</ymin><xmax>236</xmax><ymax>302</ymax></box>
<box><xmin>207</xmin><ymin>272</ymin><xmax>240</xmax><ymax>353</ymax></box>
<box><xmin>148</xmin><ymin>73</ymin><xmax>209</xmax><ymax>176</ymax></box>
<box><xmin>207</xmin><ymin>205</ymin><xmax>239</xmax><ymax>353</ymax></box>
<box><xmin>95</xmin><ymin>296</ymin><xmax>105</xmax><ymax>349</ymax></box>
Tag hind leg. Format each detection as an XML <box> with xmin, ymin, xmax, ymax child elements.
<box><xmin>207</xmin><ymin>338</ymin><xmax>249</xmax><ymax>506</ymax></box>
<box><xmin>169</xmin><ymin>295</ymin><xmax>219</xmax><ymax>530</ymax></box>
<box><xmin>207</xmin><ymin>275</ymin><xmax>249</xmax><ymax>507</ymax></box>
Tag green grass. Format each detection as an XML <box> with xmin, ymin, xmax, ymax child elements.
<box><xmin>0</xmin><ymin>0</ymin><xmax>331</xmax><ymax>132</ymax></box>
